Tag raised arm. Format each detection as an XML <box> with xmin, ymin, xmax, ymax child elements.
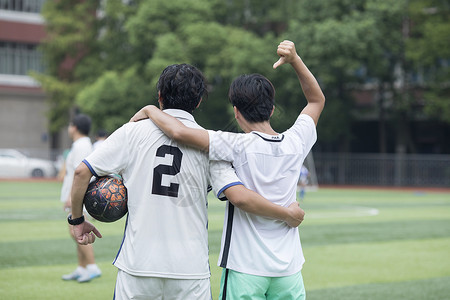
<box><xmin>223</xmin><ymin>184</ymin><xmax>305</xmax><ymax>227</ymax></box>
<box><xmin>273</xmin><ymin>40</ymin><xmax>325</xmax><ymax>125</ymax></box>
<box><xmin>130</xmin><ymin>105</ymin><xmax>209</xmax><ymax>152</ymax></box>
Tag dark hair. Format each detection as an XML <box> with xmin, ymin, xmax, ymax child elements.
<box><xmin>157</xmin><ymin>64</ymin><xmax>207</xmax><ymax>113</ymax></box>
<box><xmin>96</xmin><ymin>129</ymin><xmax>108</xmax><ymax>138</ymax></box>
<box><xmin>72</xmin><ymin>114</ymin><xmax>91</xmax><ymax>136</ymax></box>
<box><xmin>228</xmin><ymin>74</ymin><xmax>275</xmax><ymax>123</ymax></box>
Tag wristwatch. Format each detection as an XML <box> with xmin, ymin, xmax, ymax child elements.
<box><xmin>68</xmin><ymin>214</ymin><xmax>85</xmax><ymax>225</ymax></box>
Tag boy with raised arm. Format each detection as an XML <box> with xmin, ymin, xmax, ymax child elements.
<box><xmin>131</xmin><ymin>40</ymin><xmax>325</xmax><ymax>299</ymax></box>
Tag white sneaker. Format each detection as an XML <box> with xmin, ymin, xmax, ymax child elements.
<box><xmin>62</xmin><ymin>267</ymin><xmax>84</xmax><ymax>281</ymax></box>
<box><xmin>77</xmin><ymin>267</ymin><xmax>101</xmax><ymax>283</ymax></box>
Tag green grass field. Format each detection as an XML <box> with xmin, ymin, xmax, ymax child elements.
<box><xmin>0</xmin><ymin>181</ymin><xmax>449</xmax><ymax>299</ymax></box>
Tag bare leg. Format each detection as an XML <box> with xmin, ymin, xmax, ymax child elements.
<box><xmin>77</xmin><ymin>244</ymin><xmax>96</xmax><ymax>266</ymax></box>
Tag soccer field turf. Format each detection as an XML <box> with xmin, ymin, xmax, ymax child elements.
<box><xmin>0</xmin><ymin>181</ymin><xmax>449</xmax><ymax>299</ymax></box>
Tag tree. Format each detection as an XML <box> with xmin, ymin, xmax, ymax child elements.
<box><xmin>39</xmin><ymin>0</ymin><xmax>447</xmax><ymax>155</ymax></box>
<box><xmin>77</xmin><ymin>0</ymin><xmax>277</xmax><ymax>132</ymax></box>
<box><xmin>33</xmin><ymin>0</ymin><xmax>101</xmax><ymax>148</ymax></box>
<box><xmin>407</xmin><ymin>0</ymin><xmax>450</xmax><ymax>123</ymax></box>
<box><xmin>211</xmin><ymin>0</ymin><xmax>298</xmax><ymax>36</ymax></box>
<box><xmin>76</xmin><ymin>68</ymin><xmax>152</xmax><ymax>133</ymax></box>
<box><xmin>278</xmin><ymin>0</ymin><xmax>448</xmax><ymax>154</ymax></box>
<box><xmin>284</xmin><ymin>0</ymin><xmax>381</xmax><ymax>151</ymax></box>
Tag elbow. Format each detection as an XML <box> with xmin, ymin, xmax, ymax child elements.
<box><xmin>170</xmin><ymin>127</ymin><xmax>192</xmax><ymax>144</ymax></box>
<box><xmin>170</xmin><ymin>128</ymin><xmax>184</xmax><ymax>142</ymax></box>
<box><xmin>228</xmin><ymin>197</ymin><xmax>242</xmax><ymax>206</ymax></box>
<box><xmin>317</xmin><ymin>90</ymin><xmax>326</xmax><ymax>107</ymax></box>
<box><xmin>74</xmin><ymin>163</ymin><xmax>92</xmax><ymax>182</ymax></box>
<box><xmin>320</xmin><ymin>96</ymin><xmax>326</xmax><ymax>110</ymax></box>
<box><xmin>228</xmin><ymin>196</ymin><xmax>248</xmax><ymax>209</ymax></box>
<box><xmin>223</xmin><ymin>185</ymin><xmax>251</xmax><ymax>209</ymax></box>
<box><xmin>316</xmin><ymin>94</ymin><xmax>326</xmax><ymax>114</ymax></box>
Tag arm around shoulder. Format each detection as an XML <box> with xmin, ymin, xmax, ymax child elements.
<box><xmin>131</xmin><ymin>105</ymin><xmax>210</xmax><ymax>151</ymax></box>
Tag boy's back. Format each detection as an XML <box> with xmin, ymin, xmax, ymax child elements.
<box><xmin>209</xmin><ymin>113</ymin><xmax>316</xmax><ymax>276</ymax></box>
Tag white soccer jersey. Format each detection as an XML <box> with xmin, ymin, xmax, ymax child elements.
<box><xmin>60</xmin><ymin>137</ymin><xmax>93</xmax><ymax>202</ymax></box>
<box><xmin>83</xmin><ymin>109</ymin><xmax>241</xmax><ymax>279</ymax></box>
<box><xmin>209</xmin><ymin>114</ymin><xmax>317</xmax><ymax>277</ymax></box>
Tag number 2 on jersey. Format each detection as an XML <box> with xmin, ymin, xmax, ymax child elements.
<box><xmin>152</xmin><ymin>145</ymin><xmax>183</xmax><ymax>197</ymax></box>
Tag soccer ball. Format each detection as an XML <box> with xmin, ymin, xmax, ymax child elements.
<box><xmin>83</xmin><ymin>175</ymin><xmax>128</xmax><ymax>222</ymax></box>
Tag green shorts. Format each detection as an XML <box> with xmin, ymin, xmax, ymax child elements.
<box><xmin>219</xmin><ymin>268</ymin><xmax>306</xmax><ymax>300</ymax></box>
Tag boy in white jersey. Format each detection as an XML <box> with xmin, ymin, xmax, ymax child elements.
<box><xmin>60</xmin><ymin>114</ymin><xmax>101</xmax><ymax>283</ymax></box>
<box><xmin>131</xmin><ymin>40</ymin><xmax>325</xmax><ymax>299</ymax></box>
<box><xmin>68</xmin><ymin>64</ymin><xmax>305</xmax><ymax>299</ymax></box>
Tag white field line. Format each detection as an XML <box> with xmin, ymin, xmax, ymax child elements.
<box><xmin>307</xmin><ymin>205</ymin><xmax>380</xmax><ymax>219</ymax></box>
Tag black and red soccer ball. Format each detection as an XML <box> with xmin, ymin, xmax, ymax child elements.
<box><xmin>83</xmin><ymin>175</ymin><xmax>128</xmax><ymax>222</ymax></box>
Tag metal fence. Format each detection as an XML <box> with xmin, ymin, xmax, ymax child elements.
<box><xmin>2</xmin><ymin>148</ymin><xmax>450</xmax><ymax>187</ymax></box>
<box><xmin>314</xmin><ymin>153</ymin><xmax>450</xmax><ymax>188</ymax></box>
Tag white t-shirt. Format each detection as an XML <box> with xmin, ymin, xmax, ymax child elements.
<box><xmin>60</xmin><ymin>136</ymin><xmax>93</xmax><ymax>202</ymax></box>
<box><xmin>208</xmin><ymin>114</ymin><xmax>317</xmax><ymax>277</ymax></box>
<box><xmin>92</xmin><ymin>139</ymin><xmax>105</xmax><ymax>151</ymax></box>
<box><xmin>83</xmin><ymin>109</ymin><xmax>241</xmax><ymax>279</ymax></box>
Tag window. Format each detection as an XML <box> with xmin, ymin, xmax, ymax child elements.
<box><xmin>0</xmin><ymin>0</ymin><xmax>46</xmax><ymax>13</ymax></box>
<box><xmin>0</xmin><ymin>42</ymin><xmax>44</xmax><ymax>75</ymax></box>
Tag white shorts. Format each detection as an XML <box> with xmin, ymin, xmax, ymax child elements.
<box><xmin>114</xmin><ymin>269</ymin><xmax>212</xmax><ymax>300</ymax></box>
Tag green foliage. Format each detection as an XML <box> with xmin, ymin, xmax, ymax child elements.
<box><xmin>76</xmin><ymin>68</ymin><xmax>153</xmax><ymax>133</ymax></box>
<box><xmin>407</xmin><ymin>0</ymin><xmax>450</xmax><ymax>122</ymax></box>
<box><xmin>407</xmin><ymin>0</ymin><xmax>450</xmax><ymax>65</ymax></box>
<box><xmin>125</xmin><ymin>0</ymin><xmax>213</xmax><ymax>63</ymax></box>
<box><xmin>31</xmin><ymin>71</ymin><xmax>80</xmax><ymax>132</ymax></box>
<box><xmin>39</xmin><ymin>0</ymin><xmax>100</xmax><ymax>74</ymax></box>
<box><xmin>37</xmin><ymin>0</ymin><xmax>449</xmax><ymax>148</ymax></box>
<box><xmin>282</xmin><ymin>0</ymin><xmax>450</xmax><ymax>150</ymax></box>
<box><xmin>34</xmin><ymin>0</ymin><xmax>101</xmax><ymax>133</ymax></box>
<box><xmin>284</xmin><ymin>0</ymin><xmax>386</xmax><ymax>144</ymax></box>
<box><xmin>423</xmin><ymin>83</ymin><xmax>450</xmax><ymax>122</ymax></box>
<box><xmin>211</xmin><ymin>0</ymin><xmax>298</xmax><ymax>36</ymax></box>
<box><xmin>141</xmin><ymin>21</ymin><xmax>277</xmax><ymax>129</ymax></box>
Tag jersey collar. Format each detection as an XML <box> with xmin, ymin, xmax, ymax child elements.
<box><xmin>163</xmin><ymin>109</ymin><xmax>196</xmax><ymax>123</ymax></box>
<box><xmin>251</xmin><ymin>131</ymin><xmax>284</xmax><ymax>142</ymax></box>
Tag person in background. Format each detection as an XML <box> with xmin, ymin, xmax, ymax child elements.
<box><xmin>93</xmin><ymin>129</ymin><xmax>108</xmax><ymax>150</ymax></box>
<box><xmin>57</xmin><ymin>148</ymin><xmax>70</xmax><ymax>181</ymax></box>
<box><xmin>61</xmin><ymin>114</ymin><xmax>101</xmax><ymax>283</ymax></box>
<box><xmin>298</xmin><ymin>165</ymin><xmax>309</xmax><ymax>201</ymax></box>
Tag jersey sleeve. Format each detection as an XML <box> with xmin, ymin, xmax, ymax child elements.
<box><xmin>83</xmin><ymin>125</ymin><xmax>129</xmax><ymax>177</ymax></box>
<box><xmin>208</xmin><ymin>130</ymin><xmax>246</xmax><ymax>163</ymax></box>
<box><xmin>208</xmin><ymin>160</ymin><xmax>242</xmax><ymax>201</ymax></box>
<box><xmin>285</xmin><ymin>114</ymin><xmax>317</xmax><ymax>155</ymax></box>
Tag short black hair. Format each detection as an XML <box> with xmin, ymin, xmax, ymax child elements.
<box><xmin>228</xmin><ymin>74</ymin><xmax>275</xmax><ymax>123</ymax></box>
<box><xmin>72</xmin><ymin>114</ymin><xmax>91</xmax><ymax>136</ymax></box>
<box><xmin>96</xmin><ymin>129</ymin><xmax>108</xmax><ymax>138</ymax></box>
<box><xmin>157</xmin><ymin>64</ymin><xmax>207</xmax><ymax>113</ymax></box>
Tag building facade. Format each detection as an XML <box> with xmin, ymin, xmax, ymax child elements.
<box><xmin>0</xmin><ymin>0</ymin><xmax>65</xmax><ymax>159</ymax></box>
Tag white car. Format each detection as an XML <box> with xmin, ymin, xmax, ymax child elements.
<box><xmin>0</xmin><ymin>149</ymin><xmax>57</xmax><ymax>178</ymax></box>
